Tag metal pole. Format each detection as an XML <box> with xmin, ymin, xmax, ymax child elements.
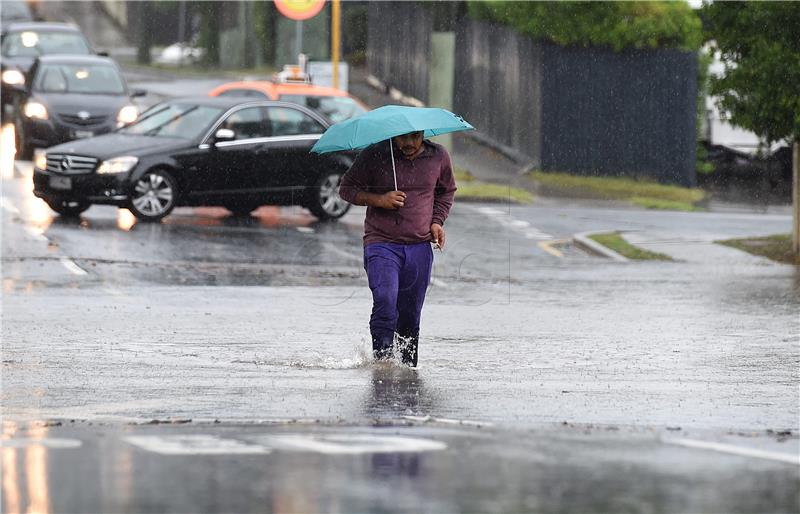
<box><xmin>793</xmin><ymin>141</ymin><xmax>799</xmax><ymax>255</ymax></box>
<box><xmin>295</xmin><ymin>20</ymin><xmax>303</xmax><ymax>61</ymax></box>
<box><xmin>332</xmin><ymin>0</ymin><xmax>341</xmax><ymax>89</ymax></box>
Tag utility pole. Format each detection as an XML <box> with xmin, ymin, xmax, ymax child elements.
<box><xmin>793</xmin><ymin>141</ymin><xmax>799</xmax><ymax>255</ymax></box>
<box><xmin>332</xmin><ymin>0</ymin><xmax>341</xmax><ymax>89</ymax></box>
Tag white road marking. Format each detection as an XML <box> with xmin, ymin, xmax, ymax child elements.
<box><xmin>296</xmin><ymin>226</ymin><xmax>315</xmax><ymax>234</ymax></box>
<box><xmin>525</xmin><ymin>231</ymin><xmax>554</xmax><ymax>240</ymax></box>
<box><xmin>124</xmin><ymin>435</ymin><xmax>272</xmax><ymax>455</ymax></box>
<box><xmin>469</xmin><ymin>204</ymin><xmax>555</xmax><ymax>242</ymax></box>
<box><xmin>664</xmin><ymin>438</ymin><xmax>800</xmax><ymax>466</ymax></box>
<box><xmin>1</xmin><ymin>197</ymin><xmax>20</xmax><ymax>214</ymax></box>
<box><xmin>1</xmin><ymin>438</ymin><xmax>82</xmax><ymax>449</ymax></box>
<box><xmin>263</xmin><ymin>434</ymin><xmax>447</xmax><ymax>454</ymax></box>
<box><xmin>59</xmin><ymin>257</ymin><xmax>88</xmax><ymax>276</ymax></box>
<box><xmin>403</xmin><ymin>415</ymin><xmax>494</xmax><ymax>428</ymax></box>
<box><xmin>24</xmin><ymin>226</ymin><xmax>48</xmax><ymax>242</ymax></box>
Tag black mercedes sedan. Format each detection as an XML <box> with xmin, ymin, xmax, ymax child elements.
<box><xmin>32</xmin><ymin>97</ymin><xmax>354</xmax><ymax>222</ymax></box>
<box><xmin>13</xmin><ymin>54</ymin><xmax>145</xmax><ymax>158</ymax></box>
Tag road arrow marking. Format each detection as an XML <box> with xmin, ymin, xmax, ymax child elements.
<box><xmin>124</xmin><ymin>435</ymin><xmax>272</xmax><ymax>455</ymax></box>
<box><xmin>664</xmin><ymin>438</ymin><xmax>800</xmax><ymax>466</ymax></box>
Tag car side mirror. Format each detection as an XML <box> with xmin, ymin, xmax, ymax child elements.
<box><xmin>213</xmin><ymin>128</ymin><xmax>235</xmax><ymax>145</ymax></box>
<box><xmin>130</xmin><ymin>88</ymin><xmax>147</xmax><ymax>98</ymax></box>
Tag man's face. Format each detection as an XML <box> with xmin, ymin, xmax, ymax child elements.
<box><xmin>393</xmin><ymin>131</ymin><xmax>424</xmax><ymax>157</ymax></box>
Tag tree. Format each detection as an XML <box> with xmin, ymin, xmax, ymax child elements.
<box><xmin>703</xmin><ymin>1</ymin><xmax>800</xmax><ymax>254</ymax></box>
<box><xmin>468</xmin><ymin>1</ymin><xmax>703</xmax><ymax>52</ymax></box>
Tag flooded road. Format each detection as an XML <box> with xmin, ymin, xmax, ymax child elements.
<box><xmin>2</xmin><ymin>164</ymin><xmax>798</xmax><ymax>513</ymax></box>
<box><xmin>3</xmin><ymin>168</ymin><xmax>797</xmax><ymax>430</ymax></box>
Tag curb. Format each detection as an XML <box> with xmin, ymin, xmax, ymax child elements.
<box><xmin>573</xmin><ymin>231</ymin><xmax>630</xmax><ymax>262</ymax></box>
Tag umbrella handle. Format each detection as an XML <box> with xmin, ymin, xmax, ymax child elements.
<box><xmin>389</xmin><ymin>139</ymin><xmax>398</xmax><ymax>191</ymax></box>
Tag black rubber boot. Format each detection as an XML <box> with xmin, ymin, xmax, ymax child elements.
<box><xmin>397</xmin><ymin>335</ymin><xmax>418</xmax><ymax>367</ymax></box>
<box><xmin>372</xmin><ymin>337</ymin><xmax>393</xmax><ymax>361</ymax></box>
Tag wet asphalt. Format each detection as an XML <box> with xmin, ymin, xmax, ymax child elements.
<box><xmin>2</xmin><ymin>162</ymin><xmax>799</xmax><ymax>512</ymax></box>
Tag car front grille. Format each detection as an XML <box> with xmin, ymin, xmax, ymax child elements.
<box><xmin>46</xmin><ymin>154</ymin><xmax>99</xmax><ymax>174</ymax></box>
<box><xmin>57</xmin><ymin>112</ymin><xmax>110</xmax><ymax>126</ymax></box>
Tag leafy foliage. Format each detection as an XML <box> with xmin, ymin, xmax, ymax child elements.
<box><xmin>468</xmin><ymin>1</ymin><xmax>703</xmax><ymax>52</ymax></box>
<box><xmin>704</xmin><ymin>1</ymin><xmax>800</xmax><ymax>143</ymax></box>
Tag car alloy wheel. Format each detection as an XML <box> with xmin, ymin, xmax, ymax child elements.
<box><xmin>309</xmin><ymin>172</ymin><xmax>350</xmax><ymax>220</ymax></box>
<box><xmin>129</xmin><ymin>170</ymin><xmax>177</xmax><ymax>221</ymax></box>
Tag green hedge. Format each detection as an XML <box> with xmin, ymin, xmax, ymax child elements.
<box><xmin>468</xmin><ymin>1</ymin><xmax>703</xmax><ymax>52</ymax></box>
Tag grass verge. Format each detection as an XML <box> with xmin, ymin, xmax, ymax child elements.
<box><xmin>529</xmin><ymin>171</ymin><xmax>705</xmax><ymax>211</ymax></box>
<box><xmin>717</xmin><ymin>234</ymin><xmax>800</xmax><ymax>265</ymax></box>
<box><xmin>455</xmin><ymin>169</ymin><xmax>534</xmax><ymax>204</ymax></box>
<box><xmin>589</xmin><ymin>232</ymin><xmax>673</xmax><ymax>261</ymax></box>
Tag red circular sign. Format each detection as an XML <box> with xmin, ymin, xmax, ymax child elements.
<box><xmin>274</xmin><ymin>0</ymin><xmax>326</xmax><ymax>21</ymax></box>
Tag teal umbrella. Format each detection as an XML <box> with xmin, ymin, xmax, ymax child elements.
<box><xmin>311</xmin><ymin>105</ymin><xmax>474</xmax><ymax>190</ymax></box>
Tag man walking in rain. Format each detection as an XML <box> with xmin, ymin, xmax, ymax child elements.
<box><xmin>338</xmin><ymin>131</ymin><xmax>456</xmax><ymax>366</ymax></box>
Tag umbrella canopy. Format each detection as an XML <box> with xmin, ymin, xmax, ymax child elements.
<box><xmin>310</xmin><ymin>105</ymin><xmax>474</xmax><ymax>154</ymax></box>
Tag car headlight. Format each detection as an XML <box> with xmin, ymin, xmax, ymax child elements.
<box><xmin>116</xmin><ymin>105</ymin><xmax>138</xmax><ymax>127</ymax></box>
<box><xmin>97</xmin><ymin>156</ymin><xmax>138</xmax><ymax>174</ymax></box>
<box><xmin>2</xmin><ymin>69</ymin><xmax>24</xmax><ymax>85</ymax></box>
<box><xmin>34</xmin><ymin>149</ymin><xmax>47</xmax><ymax>170</ymax></box>
<box><xmin>23</xmin><ymin>101</ymin><xmax>48</xmax><ymax>120</ymax></box>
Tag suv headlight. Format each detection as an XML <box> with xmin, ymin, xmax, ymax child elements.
<box><xmin>2</xmin><ymin>69</ymin><xmax>24</xmax><ymax>85</ymax></box>
<box><xmin>24</xmin><ymin>101</ymin><xmax>48</xmax><ymax>120</ymax></box>
<box><xmin>117</xmin><ymin>105</ymin><xmax>138</xmax><ymax>127</ymax></box>
<box><xmin>97</xmin><ymin>156</ymin><xmax>138</xmax><ymax>174</ymax></box>
<box><xmin>34</xmin><ymin>149</ymin><xmax>47</xmax><ymax>170</ymax></box>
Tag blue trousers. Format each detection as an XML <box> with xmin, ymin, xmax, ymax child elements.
<box><xmin>364</xmin><ymin>242</ymin><xmax>433</xmax><ymax>352</ymax></box>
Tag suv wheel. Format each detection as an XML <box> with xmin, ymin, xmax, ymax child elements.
<box><xmin>307</xmin><ymin>171</ymin><xmax>350</xmax><ymax>220</ymax></box>
<box><xmin>128</xmin><ymin>169</ymin><xmax>177</xmax><ymax>222</ymax></box>
<box><xmin>45</xmin><ymin>198</ymin><xmax>90</xmax><ymax>216</ymax></box>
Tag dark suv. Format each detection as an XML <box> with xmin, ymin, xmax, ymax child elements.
<box><xmin>32</xmin><ymin>97</ymin><xmax>354</xmax><ymax>222</ymax></box>
<box><xmin>12</xmin><ymin>54</ymin><xmax>144</xmax><ymax>158</ymax></box>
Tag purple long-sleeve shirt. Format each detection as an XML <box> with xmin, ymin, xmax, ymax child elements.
<box><xmin>338</xmin><ymin>140</ymin><xmax>457</xmax><ymax>246</ymax></box>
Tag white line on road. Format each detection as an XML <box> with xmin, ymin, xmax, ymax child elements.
<box><xmin>1</xmin><ymin>197</ymin><xmax>20</xmax><ymax>214</ymax></box>
<box><xmin>0</xmin><ymin>438</ymin><xmax>83</xmax><ymax>449</ymax></box>
<box><xmin>60</xmin><ymin>257</ymin><xmax>88</xmax><ymax>276</ymax></box>
<box><xmin>664</xmin><ymin>438</ymin><xmax>800</xmax><ymax>466</ymax></box>
<box><xmin>403</xmin><ymin>415</ymin><xmax>494</xmax><ymax>427</ymax></box>
<box><xmin>125</xmin><ymin>435</ymin><xmax>272</xmax><ymax>455</ymax></box>
<box><xmin>296</xmin><ymin>226</ymin><xmax>315</xmax><ymax>234</ymax></box>
<box><xmin>24</xmin><ymin>226</ymin><xmax>48</xmax><ymax>243</ymax></box>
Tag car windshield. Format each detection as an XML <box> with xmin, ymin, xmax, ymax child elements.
<box><xmin>33</xmin><ymin>63</ymin><xmax>125</xmax><ymax>95</ymax></box>
<box><xmin>278</xmin><ymin>94</ymin><xmax>366</xmax><ymax>123</ymax></box>
<box><xmin>1</xmin><ymin>30</ymin><xmax>91</xmax><ymax>57</ymax></box>
<box><xmin>119</xmin><ymin>103</ymin><xmax>224</xmax><ymax>139</ymax></box>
